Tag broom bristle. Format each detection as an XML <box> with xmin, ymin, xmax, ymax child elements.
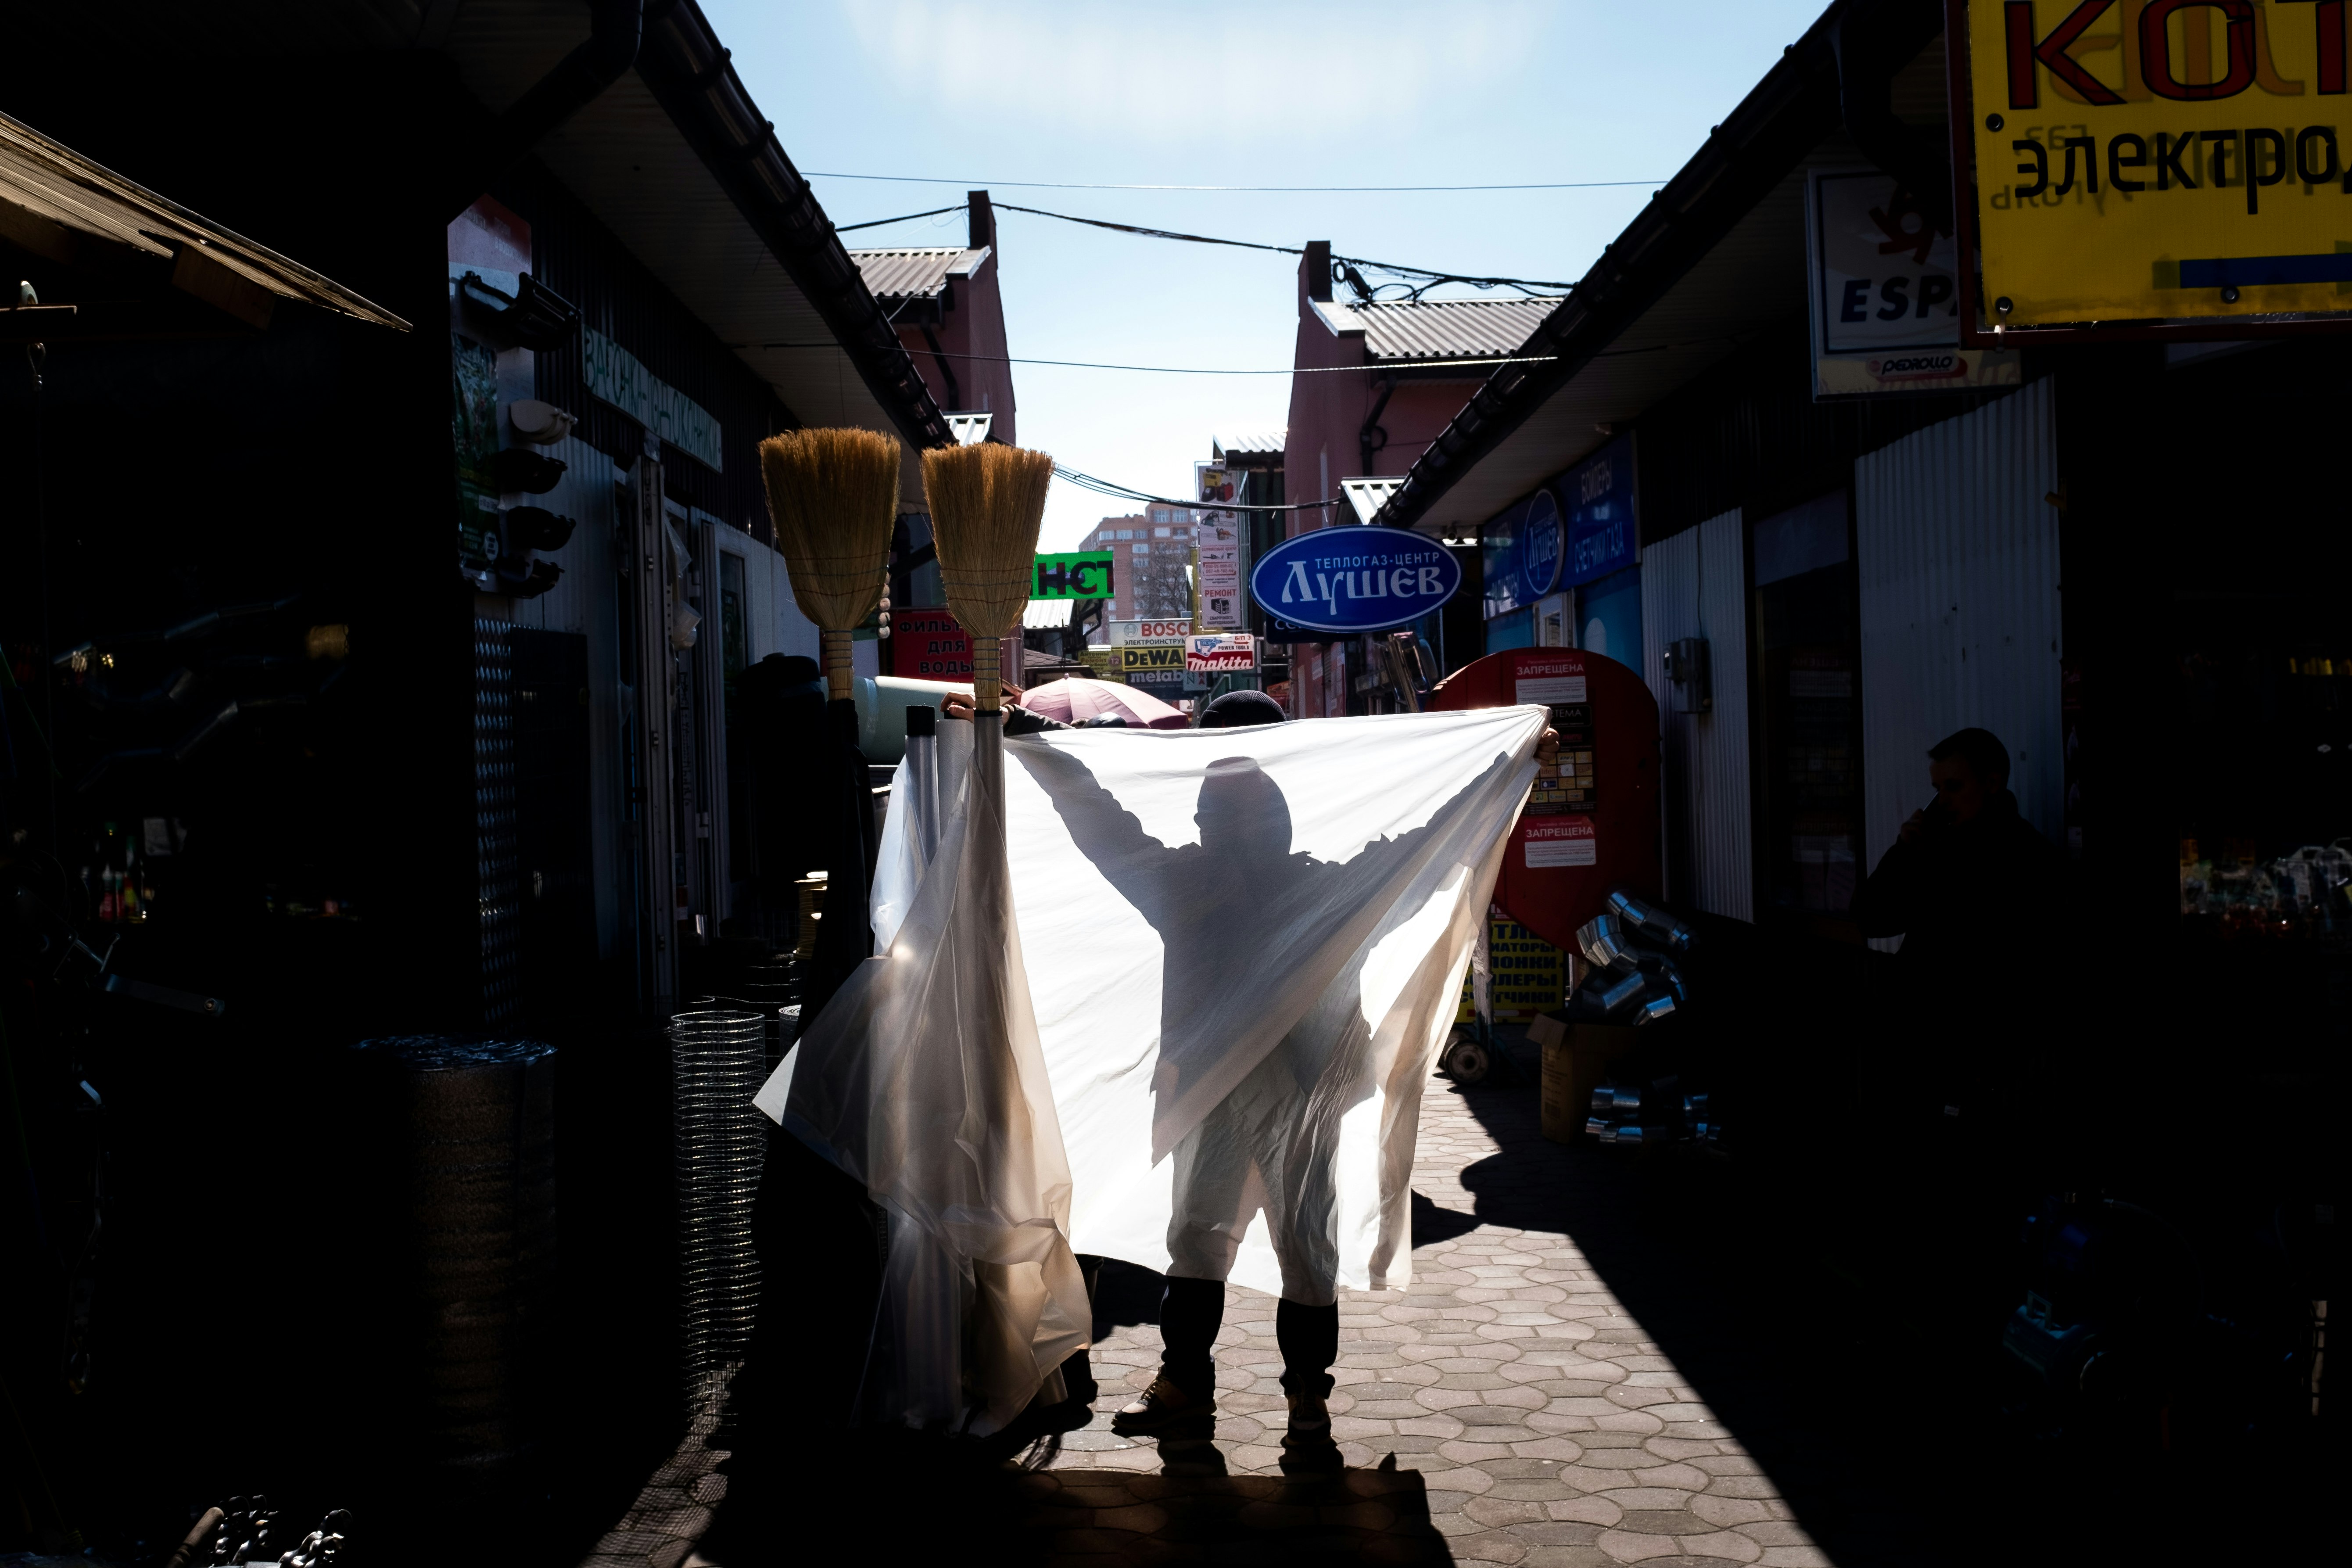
<box><xmin>924</xmin><ymin>443</ymin><xmax>1054</xmax><ymax>639</ymax></box>
<box><xmin>759</xmin><ymin>427</ymin><xmax>902</xmax><ymax>630</ymax></box>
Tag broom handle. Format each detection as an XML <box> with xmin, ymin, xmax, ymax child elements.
<box><xmin>822</xmin><ymin>627</ymin><xmax>855</xmax><ymax>704</ymax></box>
<box><xmin>971</xmin><ymin>634</ymin><xmax>1002</xmax><ymax>714</ymax></box>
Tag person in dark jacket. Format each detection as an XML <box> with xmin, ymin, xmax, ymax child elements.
<box><xmin>1852</xmin><ymin>726</ymin><xmax>2061</xmax><ymax>1010</ymax></box>
<box><xmin>1853</xmin><ymin>732</ymin><xmax>2058</xmax><ymax>1157</ymax></box>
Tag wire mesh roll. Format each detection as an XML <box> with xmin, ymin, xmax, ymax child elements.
<box><xmin>349</xmin><ymin>1034</ymin><xmax>556</xmax><ymax>1491</ymax></box>
<box><xmin>668</xmin><ymin>1008</ymin><xmax>769</xmax><ymax>1417</ymax></box>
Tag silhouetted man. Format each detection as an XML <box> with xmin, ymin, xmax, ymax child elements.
<box><xmin>1852</xmin><ymin>726</ymin><xmax>2062</xmax><ymax>1125</ymax></box>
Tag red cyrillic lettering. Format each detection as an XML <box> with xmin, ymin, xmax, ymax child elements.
<box><xmin>2006</xmin><ymin>1</ymin><xmax>2126</xmax><ymax>108</ymax></box>
<box><xmin>2142</xmin><ymin>0</ymin><xmax>2257</xmax><ymax>101</ymax></box>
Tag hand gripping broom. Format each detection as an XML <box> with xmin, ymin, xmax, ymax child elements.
<box><xmin>921</xmin><ymin>441</ymin><xmax>1088</xmax><ymax>1424</ymax></box>
<box><xmin>758</xmin><ymin>427</ymin><xmax>901</xmax><ymax>1013</ymax></box>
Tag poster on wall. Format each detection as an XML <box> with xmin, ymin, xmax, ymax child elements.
<box><xmin>1807</xmin><ymin>168</ymin><xmax>2019</xmax><ymax>397</ymax></box>
<box><xmin>1194</xmin><ymin>462</ymin><xmax>1247</xmax><ymax>629</ymax></box>
<box><xmin>895</xmin><ymin>608</ymin><xmax>972</xmax><ymax>678</ymax></box>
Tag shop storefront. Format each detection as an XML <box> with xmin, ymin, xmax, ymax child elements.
<box><xmin>1477</xmin><ymin>437</ymin><xmax>1643</xmax><ymax>675</ymax></box>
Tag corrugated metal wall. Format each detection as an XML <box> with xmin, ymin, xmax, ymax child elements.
<box><xmin>1641</xmin><ymin>509</ymin><xmax>1753</xmax><ymax>920</ymax></box>
<box><xmin>1855</xmin><ymin>377</ymin><xmax>2062</xmax><ymax>885</ymax></box>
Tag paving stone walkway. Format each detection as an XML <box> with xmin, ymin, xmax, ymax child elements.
<box><xmin>578</xmin><ymin>1066</ymin><xmax>1838</xmax><ymax>1567</ymax></box>
<box><xmin>1015</xmin><ymin>1069</ymin><xmax>1829</xmax><ymax>1567</ymax></box>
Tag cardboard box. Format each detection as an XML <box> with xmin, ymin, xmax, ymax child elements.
<box><xmin>1539</xmin><ymin>1020</ymin><xmax>1639</xmax><ymax>1144</ymax></box>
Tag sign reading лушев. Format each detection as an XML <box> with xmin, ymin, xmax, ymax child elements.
<box><xmin>1249</xmin><ymin>525</ymin><xmax>1463</xmax><ymax>635</ymax></box>
<box><xmin>1960</xmin><ymin>0</ymin><xmax>2352</xmax><ymax>332</ymax></box>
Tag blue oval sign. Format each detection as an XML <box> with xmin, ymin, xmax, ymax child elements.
<box><xmin>1519</xmin><ymin>488</ymin><xmax>1563</xmax><ymax>601</ymax></box>
<box><xmin>1249</xmin><ymin>525</ymin><xmax>1463</xmax><ymax>634</ymax></box>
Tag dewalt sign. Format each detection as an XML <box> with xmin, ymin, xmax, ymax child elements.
<box><xmin>1960</xmin><ymin>1</ymin><xmax>2352</xmax><ymax>331</ymax></box>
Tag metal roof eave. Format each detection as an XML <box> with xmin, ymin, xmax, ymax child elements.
<box><xmin>441</xmin><ymin>0</ymin><xmax>951</xmax><ymax>462</ymax></box>
<box><xmin>1374</xmin><ymin>0</ymin><xmax>1938</xmax><ymax>536</ymax></box>
<box><xmin>0</xmin><ymin>109</ymin><xmax>409</xmax><ymax>331</ymax></box>
<box><xmin>634</xmin><ymin>2</ymin><xmax>951</xmax><ymax>452</ymax></box>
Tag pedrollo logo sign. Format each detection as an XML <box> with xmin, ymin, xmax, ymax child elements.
<box><xmin>1250</xmin><ymin>525</ymin><xmax>1463</xmax><ymax>635</ymax></box>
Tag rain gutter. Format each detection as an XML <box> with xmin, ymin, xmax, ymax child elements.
<box><xmin>633</xmin><ymin>0</ymin><xmax>953</xmax><ymax>450</ymax></box>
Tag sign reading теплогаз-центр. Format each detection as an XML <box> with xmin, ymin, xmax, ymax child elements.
<box><xmin>1249</xmin><ymin>525</ymin><xmax>1462</xmax><ymax>635</ymax></box>
<box><xmin>1960</xmin><ymin>0</ymin><xmax>2352</xmax><ymax>332</ymax></box>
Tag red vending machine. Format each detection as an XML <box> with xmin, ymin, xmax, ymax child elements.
<box><xmin>1429</xmin><ymin>649</ymin><xmax>1662</xmax><ymax>954</ymax></box>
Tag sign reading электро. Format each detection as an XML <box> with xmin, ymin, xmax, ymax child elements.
<box><xmin>1961</xmin><ymin>1</ymin><xmax>2352</xmax><ymax>331</ymax></box>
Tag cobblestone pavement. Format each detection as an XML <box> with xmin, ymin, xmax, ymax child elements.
<box><xmin>1014</xmin><ymin>1068</ymin><xmax>1829</xmax><ymax>1567</ymax></box>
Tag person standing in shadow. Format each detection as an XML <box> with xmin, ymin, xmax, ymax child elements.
<box><xmin>1850</xmin><ymin>726</ymin><xmax>2065</xmax><ymax>1362</ymax></box>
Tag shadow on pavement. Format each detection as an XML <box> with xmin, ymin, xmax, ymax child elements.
<box><xmin>1440</xmin><ymin>1048</ymin><xmax>2334</xmax><ymax>1568</ymax></box>
<box><xmin>593</xmin><ymin>1411</ymin><xmax>1447</xmax><ymax>1565</ymax></box>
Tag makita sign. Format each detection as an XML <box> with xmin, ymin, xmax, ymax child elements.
<box><xmin>1249</xmin><ymin>525</ymin><xmax>1463</xmax><ymax>635</ymax></box>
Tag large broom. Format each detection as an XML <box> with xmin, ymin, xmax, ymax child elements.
<box><xmin>760</xmin><ymin>427</ymin><xmax>901</xmax><ymax>704</ymax></box>
<box><xmin>759</xmin><ymin>427</ymin><xmax>902</xmax><ymax>1014</ymax></box>
<box><xmin>923</xmin><ymin>442</ymin><xmax>1054</xmax><ymax>716</ymax></box>
<box><xmin>921</xmin><ymin>441</ymin><xmax>1086</xmax><ymax>1425</ymax></box>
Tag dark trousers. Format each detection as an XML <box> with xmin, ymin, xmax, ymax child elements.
<box><xmin>1159</xmin><ymin>1276</ymin><xmax>1338</xmax><ymax>1399</ymax></box>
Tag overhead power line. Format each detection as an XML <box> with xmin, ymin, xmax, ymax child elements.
<box><xmin>993</xmin><ymin>202</ymin><xmax>1575</xmax><ymax>292</ymax></box>
<box><xmin>1052</xmin><ymin>464</ymin><xmax>1337</xmax><ymax>512</ymax></box>
<box><xmin>809</xmin><ymin>171</ymin><xmax>1668</xmax><ymax>194</ymax></box>
<box><xmin>835</xmin><ymin>204</ymin><xmax>968</xmax><ymax>233</ymax></box>
<box><xmin>742</xmin><ymin>343</ymin><xmax>1562</xmax><ymax>376</ymax></box>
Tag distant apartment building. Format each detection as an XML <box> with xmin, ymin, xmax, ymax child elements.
<box><xmin>1079</xmin><ymin>506</ymin><xmax>1196</xmax><ymax>626</ymax></box>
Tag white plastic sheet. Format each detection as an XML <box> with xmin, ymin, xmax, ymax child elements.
<box><xmin>761</xmin><ymin>705</ymin><xmax>1544</xmax><ymax>1429</ymax></box>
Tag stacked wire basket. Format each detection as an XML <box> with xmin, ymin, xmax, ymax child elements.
<box><xmin>668</xmin><ymin>1008</ymin><xmax>769</xmax><ymax>1417</ymax></box>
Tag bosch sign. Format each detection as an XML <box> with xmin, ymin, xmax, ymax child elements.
<box><xmin>1249</xmin><ymin>525</ymin><xmax>1462</xmax><ymax>635</ymax></box>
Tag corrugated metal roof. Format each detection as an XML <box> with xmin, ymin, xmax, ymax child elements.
<box><xmin>0</xmin><ymin>109</ymin><xmax>407</xmax><ymax>330</ymax></box>
<box><xmin>1213</xmin><ymin>430</ymin><xmax>1286</xmax><ymax>460</ymax></box>
<box><xmin>1341</xmin><ymin>477</ymin><xmax>1402</xmax><ymax>523</ymax></box>
<box><xmin>847</xmin><ymin>246</ymin><xmax>990</xmax><ymax>301</ymax></box>
<box><xmin>1313</xmin><ymin>297</ymin><xmax>1552</xmax><ymax>362</ymax></box>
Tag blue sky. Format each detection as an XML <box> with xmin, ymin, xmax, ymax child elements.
<box><xmin>705</xmin><ymin>1</ymin><xmax>1830</xmax><ymax>551</ymax></box>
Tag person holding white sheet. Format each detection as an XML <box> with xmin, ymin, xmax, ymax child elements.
<box><xmin>1033</xmin><ymin>693</ymin><xmax>1462</xmax><ymax>1451</ymax></box>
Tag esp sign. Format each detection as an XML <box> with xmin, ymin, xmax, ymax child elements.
<box><xmin>1959</xmin><ymin>0</ymin><xmax>2352</xmax><ymax>334</ymax></box>
<box><xmin>1033</xmin><ymin>551</ymin><xmax>1113</xmax><ymax>601</ymax></box>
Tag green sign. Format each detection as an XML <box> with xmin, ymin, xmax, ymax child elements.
<box><xmin>1033</xmin><ymin>551</ymin><xmax>1114</xmax><ymax>601</ymax></box>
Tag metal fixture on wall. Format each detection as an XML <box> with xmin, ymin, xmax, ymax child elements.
<box><xmin>1663</xmin><ymin>637</ymin><xmax>1711</xmax><ymax>714</ymax></box>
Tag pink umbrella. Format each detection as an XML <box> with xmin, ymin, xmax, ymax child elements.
<box><xmin>1019</xmin><ymin>676</ymin><xmax>1190</xmax><ymax>730</ymax></box>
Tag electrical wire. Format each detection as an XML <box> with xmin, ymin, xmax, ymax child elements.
<box><xmin>992</xmin><ymin>202</ymin><xmax>1575</xmax><ymax>293</ymax></box>
<box><xmin>810</xmin><ymin>172</ymin><xmax>1667</xmax><ymax>193</ymax></box>
<box><xmin>835</xmin><ymin>204</ymin><xmax>969</xmax><ymax>233</ymax></box>
<box><xmin>742</xmin><ymin>343</ymin><xmax>1560</xmax><ymax>376</ymax></box>
<box><xmin>1052</xmin><ymin>463</ymin><xmax>1338</xmax><ymax>512</ymax></box>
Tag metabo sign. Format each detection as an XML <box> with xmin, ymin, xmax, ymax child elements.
<box><xmin>1249</xmin><ymin>525</ymin><xmax>1462</xmax><ymax>634</ymax></box>
<box><xmin>1959</xmin><ymin>1</ymin><xmax>2352</xmax><ymax>334</ymax></box>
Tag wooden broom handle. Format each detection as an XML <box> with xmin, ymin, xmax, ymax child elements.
<box><xmin>971</xmin><ymin>634</ymin><xmax>1002</xmax><ymax>714</ymax></box>
<box><xmin>822</xmin><ymin>628</ymin><xmax>855</xmax><ymax>704</ymax></box>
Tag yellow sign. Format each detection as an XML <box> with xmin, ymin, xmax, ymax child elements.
<box><xmin>1962</xmin><ymin>0</ymin><xmax>2352</xmax><ymax>328</ymax></box>
<box><xmin>1116</xmin><ymin>644</ymin><xmax>1185</xmax><ymax>674</ymax></box>
<box><xmin>1458</xmin><ymin>917</ymin><xmax>1565</xmax><ymax>1022</ymax></box>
